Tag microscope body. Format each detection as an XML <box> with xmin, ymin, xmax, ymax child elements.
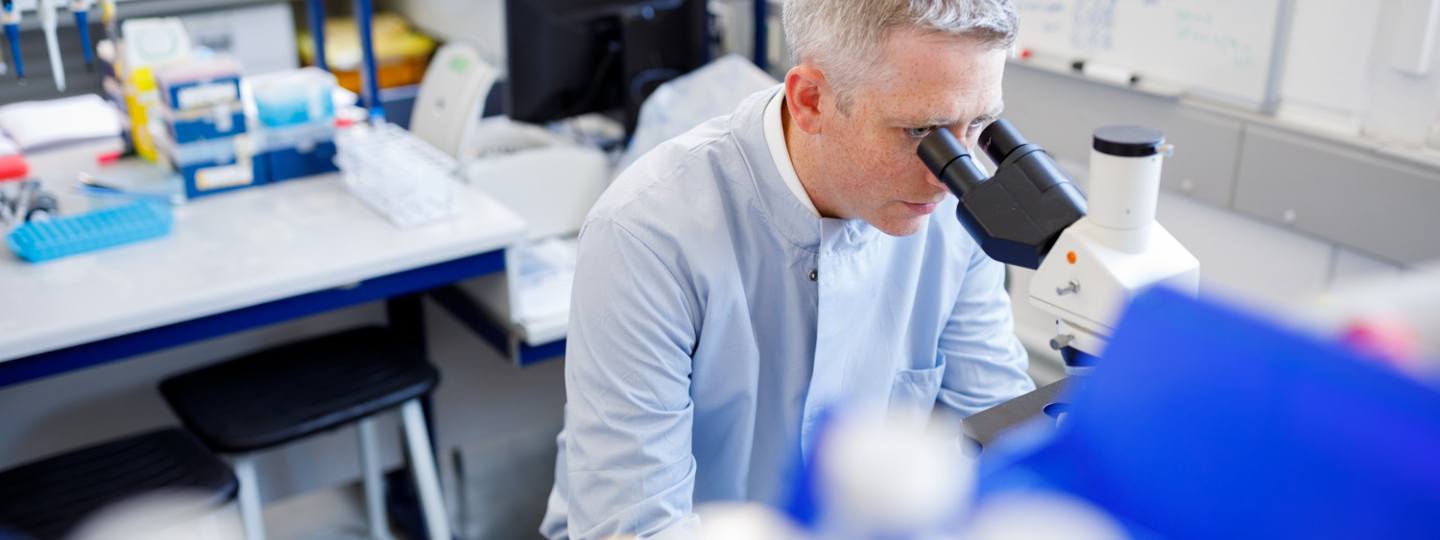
<box><xmin>920</xmin><ymin>121</ymin><xmax>1198</xmax><ymax>362</ymax></box>
<box><xmin>1031</xmin><ymin>128</ymin><xmax>1198</xmax><ymax>358</ymax></box>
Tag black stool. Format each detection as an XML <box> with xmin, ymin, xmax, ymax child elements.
<box><xmin>0</xmin><ymin>428</ymin><xmax>237</xmax><ymax>540</ymax></box>
<box><xmin>159</xmin><ymin>326</ymin><xmax>450</xmax><ymax>540</ymax></box>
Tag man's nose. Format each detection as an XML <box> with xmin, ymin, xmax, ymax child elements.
<box><xmin>921</xmin><ymin>163</ymin><xmax>948</xmax><ymax>192</ymax></box>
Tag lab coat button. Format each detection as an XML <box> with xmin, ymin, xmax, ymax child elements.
<box><xmin>808</xmin><ymin>270</ymin><xmax>818</xmax><ymax>281</ymax></box>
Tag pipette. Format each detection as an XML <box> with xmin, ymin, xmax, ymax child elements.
<box><xmin>1</xmin><ymin>0</ymin><xmax>23</xmax><ymax>81</ymax></box>
<box><xmin>70</xmin><ymin>0</ymin><xmax>94</xmax><ymax>71</ymax></box>
<box><xmin>39</xmin><ymin>0</ymin><xmax>64</xmax><ymax>91</ymax></box>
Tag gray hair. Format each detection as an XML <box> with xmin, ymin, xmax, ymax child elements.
<box><xmin>783</xmin><ymin>0</ymin><xmax>1017</xmax><ymax>110</ymax></box>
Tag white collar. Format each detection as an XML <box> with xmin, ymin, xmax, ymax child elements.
<box><xmin>763</xmin><ymin>88</ymin><xmax>819</xmax><ymax>217</ymax></box>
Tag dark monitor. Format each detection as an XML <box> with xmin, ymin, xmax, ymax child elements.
<box><xmin>504</xmin><ymin>0</ymin><xmax>711</xmax><ymax>134</ymax></box>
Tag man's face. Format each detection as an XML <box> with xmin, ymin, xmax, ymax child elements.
<box><xmin>809</xmin><ymin>30</ymin><xmax>1007</xmax><ymax>236</ymax></box>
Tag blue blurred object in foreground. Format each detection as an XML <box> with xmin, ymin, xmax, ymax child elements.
<box><xmin>976</xmin><ymin>286</ymin><xmax>1440</xmax><ymax>539</ymax></box>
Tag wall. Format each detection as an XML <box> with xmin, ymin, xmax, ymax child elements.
<box><xmin>1279</xmin><ymin>0</ymin><xmax>1440</xmax><ymax>150</ymax></box>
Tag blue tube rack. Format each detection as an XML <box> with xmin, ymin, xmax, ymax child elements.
<box><xmin>7</xmin><ymin>201</ymin><xmax>173</xmax><ymax>262</ymax></box>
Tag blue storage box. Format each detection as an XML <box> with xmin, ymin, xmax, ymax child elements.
<box><xmin>155</xmin><ymin>58</ymin><xmax>243</xmax><ymax>112</ymax></box>
<box><xmin>260</xmin><ymin>122</ymin><xmax>338</xmax><ymax>182</ymax></box>
<box><xmin>166</xmin><ymin>106</ymin><xmax>247</xmax><ymax>143</ymax></box>
<box><xmin>168</xmin><ymin>135</ymin><xmax>270</xmax><ymax>199</ymax></box>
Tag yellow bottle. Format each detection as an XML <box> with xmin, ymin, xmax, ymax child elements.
<box><xmin>124</xmin><ymin>66</ymin><xmax>160</xmax><ymax>162</ymax></box>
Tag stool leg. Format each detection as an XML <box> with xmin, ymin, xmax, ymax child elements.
<box><xmin>400</xmin><ymin>398</ymin><xmax>452</xmax><ymax>540</ymax></box>
<box><xmin>358</xmin><ymin>417</ymin><xmax>392</xmax><ymax>540</ymax></box>
<box><xmin>232</xmin><ymin>454</ymin><xmax>267</xmax><ymax>540</ymax></box>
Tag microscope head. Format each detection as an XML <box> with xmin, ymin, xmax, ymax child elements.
<box><xmin>917</xmin><ymin>119</ymin><xmax>1088</xmax><ymax>270</ymax></box>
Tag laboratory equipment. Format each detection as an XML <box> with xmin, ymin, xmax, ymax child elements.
<box><xmin>120</xmin><ymin>17</ymin><xmax>192</xmax><ymax>162</ymax></box>
<box><xmin>39</xmin><ymin>0</ymin><xmax>63</xmax><ymax>91</ymax></box>
<box><xmin>260</xmin><ymin>120</ymin><xmax>336</xmax><ymax>182</ymax></box>
<box><xmin>0</xmin><ymin>160</ymin><xmax>24</xmax><ymax>186</ymax></box>
<box><xmin>919</xmin><ymin>120</ymin><xmax>1199</xmax><ymax>369</ymax></box>
<box><xmin>503</xmin><ymin>0</ymin><xmax>710</xmax><ymax>134</ymax></box>
<box><xmin>334</xmin><ymin>122</ymin><xmax>457</xmax><ymax>228</ymax></box>
<box><xmin>409</xmin><ymin>42</ymin><xmax>498</xmax><ymax>158</ymax></box>
<box><xmin>1</xmin><ymin>178</ymin><xmax>58</xmax><ymax>227</ymax></box>
<box><xmin>2</xmin><ymin>0</ymin><xmax>22</xmax><ymax>80</ymax></box>
<box><xmin>155</xmin><ymin>57</ymin><xmax>246</xmax><ymax>143</ymax></box>
<box><xmin>974</xmin><ymin>286</ymin><xmax>1440</xmax><ymax>539</ymax></box>
<box><xmin>249</xmin><ymin>68</ymin><xmax>340</xmax><ymax>182</ymax></box>
<box><xmin>163</xmin><ymin>133</ymin><xmax>267</xmax><ymax>199</ymax></box>
<box><xmin>70</xmin><ymin>0</ymin><xmax>95</xmax><ymax>71</ymax></box>
<box><xmin>251</xmin><ymin>67</ymin><xmax>336</xmax><ymax>128</ymax></box>
<box><xmin>155</xmin><ymin>57</ymin><xmax>242</xmax><ymax>112</ymax></box>
<box><xmin>353</xmin><ymin>0</ymin><xmax>380</xmax><ymax>121</ymax></box>
<box><xmin>6</xmin><ymin>199</ymin><xmax>171</xmax><ymax>262</ymax></box>
<box><xmin>76</xmin><ymin>171</ymin><xmax>182</xmax><ymax>205</ymax></box>
<box><xmin>98</xmin><ymin>0</ymin><xmax>113</xmax><ymax>38</ymax></box>
<box><xmin>303</xmin><ymin>0</ymin><xmax>326</xmax><ymax>72</ymax></box>
<box><xmin>785</xmin><ymin>406</ymin><xmax>973</xmax><ymax>539</ymax></box>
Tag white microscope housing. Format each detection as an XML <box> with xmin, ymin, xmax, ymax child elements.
<box><xmin>1029</xmin><ymin>127</ymin><xmax>1199</xmax><ymax>357</ymax></box>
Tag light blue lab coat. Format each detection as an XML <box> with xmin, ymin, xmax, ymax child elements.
<box><xmin>541</xmin><ymin>87</ymin><xmax>1034</xmax><ymax>539</ymax></box>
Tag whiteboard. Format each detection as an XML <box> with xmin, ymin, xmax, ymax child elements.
<box><xmin>1014</xmin><ymin>0</ymin><xmax>1289</xmax><ymax>110</ymax></box>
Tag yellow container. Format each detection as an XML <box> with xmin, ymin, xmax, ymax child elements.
<box><xmin>125</xmin><ymin>67</ymin><xmax>161</xmax><ymax>162</ymax></box>
<box><xmin>297</xmin><ymin>13</ymin><xmax>437</xmax><ymax>93</ymax></box>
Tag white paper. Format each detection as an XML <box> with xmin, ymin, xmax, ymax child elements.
<box><xmin>0</xmin><ymin>95</ymin><xmax>125</xmax><ymax>151</ymax></box>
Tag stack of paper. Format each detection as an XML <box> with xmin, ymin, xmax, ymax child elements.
<box><xmin>0</xmin><ymin>95</ymin><xmax>124</xmax><ymax>151</ymax></box>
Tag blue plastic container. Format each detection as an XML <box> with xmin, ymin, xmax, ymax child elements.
<box><xmin>975</xmin><ymin>287</ymin><xmax>1440</xmax><ymax>539</ymax></box>
<box><xmin>252</xmin><ymin>68</ymin><xmax>336</xmax><ymax>128</ymax></box>
<box><xmin>7</xmin><ymin>201</ymin><xmax>173</xmax><ymax>262</ymax></box>
<box><xmin>260</xmin><ymin>122</ymin><xmax>338</xmax><ymax>182</ymax></box>
<box><xmin>167</xmin><ymin>108</ymin><xmax>247</xmax><ymax>143</ymax></box>
<box><xmin>169</xmin><ymin>135</ymin><xmax>270</xmax><ymax>199</ymax></box>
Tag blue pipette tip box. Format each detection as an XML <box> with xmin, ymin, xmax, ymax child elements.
<box><xmin>6</xmin><ymin>201</ymin><xmax>173</xmax><ymax>263</ymax></box>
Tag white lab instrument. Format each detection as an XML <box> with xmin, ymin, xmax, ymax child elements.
<box><xmin>920</xmin><ymin>121</ymin><xmax>1199</xmax><ymax>368</ymax></box>
<box><xmin>1028</xmin><ymin>128</ymin><xmax>1200</xmax><ymax>360</ymax></box>
<box><xmin>409</xmin><ymin>42</ymin><xmax>498</xmax><ymax>159</ymax></box>
<box><xmin>119</xmin><ymin>17</ymin><xmax>191</xmax><ymax>71</ymax></box>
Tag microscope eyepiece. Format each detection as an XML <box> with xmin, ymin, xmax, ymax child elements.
<box><xmin>977</xmin><ymin>119</ymin><xmax>1030</xmax><ymax>165</ymax></box>
<box><xmin>918</xmin><ymin>128</ymin><xmax>987</xmax><ymax>195</ymax></box>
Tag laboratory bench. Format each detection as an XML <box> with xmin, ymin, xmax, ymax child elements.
<box><xmin>0</xmin><ymin>140</ymin><xmax>528</xmax><ymax>387</ymax></box>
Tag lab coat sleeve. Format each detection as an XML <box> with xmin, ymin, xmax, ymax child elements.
<box><xmin>935</xmin><ymin>245</ymin><xmax>1036</xmax><ymax>418</ymax></box>
<box><xmin>560</xmin><ymin>217</ymin><xmax>701</xmax><ymax>540</ymax></box>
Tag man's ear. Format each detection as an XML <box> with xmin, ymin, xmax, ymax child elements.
<box><xmin>785</xmin><ymin>64</ymin><xmax>828</xmax><ymax>135</ymax></box>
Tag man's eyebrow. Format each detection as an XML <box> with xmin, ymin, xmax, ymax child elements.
<box><xmin>901</xmin><ymin>101</ymin><xmax>1006</xmax><ymax>127</ymax></box>
<box><xmin>977</xmin><ymin>101</ymin><xmax>1005</xmax><ymax>122</ymax></box>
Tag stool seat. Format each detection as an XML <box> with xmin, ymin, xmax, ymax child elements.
<box><xmin>0</xmin><ymin>428</ymin><xmax>237</xmax><ymax>540</ymax></box>
<box><xmin>160</xmin><ymin>326</ymin><xmax>438</xmax><ymax>453</ymax></box>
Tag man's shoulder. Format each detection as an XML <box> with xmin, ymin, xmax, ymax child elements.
<box><xmin>585</xmin><ymin>116</ymin><xmax>748</xmax><ymax>242</ymax></box>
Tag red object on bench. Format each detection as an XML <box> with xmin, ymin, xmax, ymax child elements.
<box><xmin>0</xmin><ymin>154</ymin><xmax>28</xmax><ymax>182</ymax></box>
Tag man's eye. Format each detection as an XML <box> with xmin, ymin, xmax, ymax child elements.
<box><xmin>905</xmin><ymin>126</ymin><xmax>935</xmax><ymax>139</ymax></box>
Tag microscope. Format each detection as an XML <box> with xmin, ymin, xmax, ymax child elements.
<box><xmin>919</xmin><ymin>120</ymin><xmax>1199</xmax><ymax>373</ymax></box>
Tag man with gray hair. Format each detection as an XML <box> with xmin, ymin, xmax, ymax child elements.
<box><xmin>541</xmin><ymin>1</ymin><xmax>1034</xmax><ymax>537</ymax></box>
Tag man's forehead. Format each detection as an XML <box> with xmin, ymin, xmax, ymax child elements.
<box><xmin>867</xmin><ymin>33</ymin><xmax>1008</xmax><ymax>123</ymax></box>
